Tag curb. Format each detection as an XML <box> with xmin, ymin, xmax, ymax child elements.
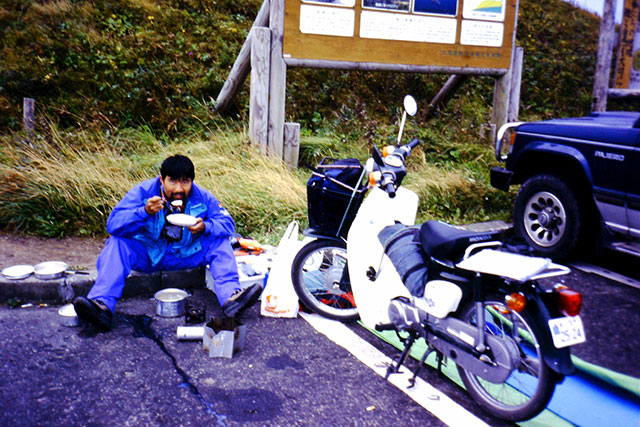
<box><xmin>0</xmin><ymin>220</ymin><xmax>512</xmax><ymax>305</ymax></box>
<box><xmin>0</xmin><ymin>267</ymin><xmax>206</xmax><ymax>305</ymax></box>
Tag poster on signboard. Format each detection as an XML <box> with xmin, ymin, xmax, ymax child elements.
<box><xmin>463</xmin><ymin>0</ymin><xmax>506</xmax><ymax>22</ymax></box>
<box><xmin>299</xmin><ymin>4</ymin><xmax>355</xmax><ymax>37</ymax></box>
<box><xmin>413</xmin><ymin>0</ymin><xmax>457</xmax><ymax>16</ymax></box>
<box><xmin>360</xmin><ymin>10</ymin><xmax>457</xmax><ymax>43</ymax></box>
<box><xmin>362</xmin><ymin>0</ymin><xmax>410</xmax><ymax>12</ymax></box>
<box><xmin>460</xmin><ymin>20</ymin><xmax>504</xmax><ymax>47</ymax></box>
<box><xmin>302</xmin><ymin>0</ymin><xmax>356</xmax><ymax>7</ymax></box>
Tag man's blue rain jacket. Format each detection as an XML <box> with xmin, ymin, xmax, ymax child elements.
<box><xmin>106</xmin><ymin>176</ymin><xmax>235</xmax><ymax>266</ymax></box>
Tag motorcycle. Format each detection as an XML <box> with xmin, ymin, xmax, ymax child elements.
<box><xmin>290</xmin><ymin>96</ymin><xmax>586</xmax><ymax>421</ymax></box>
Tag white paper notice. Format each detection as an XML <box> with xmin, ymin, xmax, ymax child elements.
<box><xmin>299</xmin><ymin>4</ymin><xmax>355</xmax><ymax>37</ymax></box>
<box><xmin>462</xmin><ymin>0</ymin><xmax>506</xmax><ymax>22</ymax></box>
<box><xmin>460</xmin><ymin>20</ymin><xmax>504</xmax><ymax>47</ymax></box>
<box><xmin>360</xmin><ymin>10</ymin><xmax>457</xmax><ymax>44</ymax></box>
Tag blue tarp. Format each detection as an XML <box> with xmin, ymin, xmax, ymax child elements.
<box><xmin>366</xmin><ymin>325</ymin><xmax>640</xmax><ymax>426</ymax></box>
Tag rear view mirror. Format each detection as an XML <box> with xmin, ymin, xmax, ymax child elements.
<box><xmin>404</xmin><ymin>95</ymin><xmax>417</xmax><ymax>117</ymax></box>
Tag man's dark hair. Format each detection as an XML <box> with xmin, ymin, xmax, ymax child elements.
<box><xmin>160</xmin><ymin>154</ymin><xmax>195</xmax><ymax>180</ymax></box>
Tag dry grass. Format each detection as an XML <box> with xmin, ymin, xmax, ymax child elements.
<box><xmin>0</xmin><ymin>123</ymin><xmax>306</xmax><ymax>242</ymax></box>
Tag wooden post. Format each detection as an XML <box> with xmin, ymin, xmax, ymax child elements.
<box><xmin>268</xmin><ymin>0</ymin><xmax>286</xmax><ymax>159</ymax></box>
<box><xmin>249</xmin><ymin>28</ymin><xmax>271</xmax><ymax>153</ymax></box>
<box><xmin>492</xmin><ymin>67</ymin><xmax>512</xmax><ymax>135</ymax></box>
<box><xmin>592</xmin><ymin>0</ymin><xmax>618</xmax><ymax>112</ymax></box>
<box><xmin>424</xmin><ymin>75</ymin><xmax>468</xmax><ymax>120</ymax></box>
<box><xmin>23</xmin><ymin>98</ymin><xmax>35</xmax><ymax>133</ymax></box>
<box><xmin>508</xmin><ymin>47</ymin><xmax>524</xmax><ymax>122</ymax></box>
<box><xmin>215</xmin><ymin>0</ymin><xmax>270</xmax><ymax>113</ymax></box>
<box><xmin>283</xmin><ymin>122</ymin><xmax>300</xmax><ymax>169</ymax></box>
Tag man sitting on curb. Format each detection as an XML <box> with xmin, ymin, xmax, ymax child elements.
<box><xmin>74</xmin><ymin>154</ymin><xmax>261</xmax><ymax>332</ymax></box>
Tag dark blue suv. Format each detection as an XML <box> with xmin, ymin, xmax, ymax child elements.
<box><xmin>490</xmin><ymin>112</ymin><xmax>640</xmax><ymax>260</ymax></box>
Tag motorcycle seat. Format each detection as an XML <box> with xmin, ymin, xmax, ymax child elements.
<box><xmin>419</xmin><ymin>220</ymin><xmax>502</xmax><ymax>262</ymax></box>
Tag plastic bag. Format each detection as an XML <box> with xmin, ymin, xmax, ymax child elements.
<box><xmin>260</xmin><ymin>221</ymin><xmax>302</xmax><ymax>318</ymax></box>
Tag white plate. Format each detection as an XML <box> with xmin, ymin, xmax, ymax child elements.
<box><xmin>2</xmin><ymin>264</ymin><xmax>35</xmax><ymax>280</ymax></box>
<box><xmin>166</xmin><ymin>213</ymin><xmax>198</xmax><ymax>227</ymax></box>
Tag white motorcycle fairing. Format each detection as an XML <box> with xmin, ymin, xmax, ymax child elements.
<box><xmin>347</xmin><ymin>186</ymin><xmax>419</xmax><ymax>329</ymax></box>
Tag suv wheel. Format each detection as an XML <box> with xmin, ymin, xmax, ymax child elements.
<box><xmin>513</xmin><ymin>174</ymin><xmax>581</xmax><ymax>260</ymax></box>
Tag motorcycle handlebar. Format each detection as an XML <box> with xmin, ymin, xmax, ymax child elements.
<box><xmin>385</xmin><ymin>181</ymin><xmax>396</xmax><ymax>198</ymax></box>
<box><xmin>407</xmin><ymin>138</ymin><xmax>420</xmax><ymax>150</ymax></box>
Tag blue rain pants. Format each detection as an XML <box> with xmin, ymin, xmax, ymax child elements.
<box><xmin>87</xmin><ymin>233</ymin><xmax>240</xmax><ymax>313</ymax></box>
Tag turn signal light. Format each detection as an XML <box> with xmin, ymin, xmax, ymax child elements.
<box><xmin>382</xmin><ymin>146</ymin><xmax>395</xmax><ymax>157</ymax></box>
<box><xmin>368</xmin><ymin>171</ymin><xmax>381</xmax><ymax>186</ymax></box>
<box><xmin>557</xmin><ymin>288</ymin><xmax>582</xmax><ymax>316</ymax></box>
<box><xmin>505</xmin><ymin>293</ymin><xmax>526</xmax><ymax>312</ymax></box>
<box><xmin>509</xmin><ymin>131</ymin><xmax>517</xmax><ymax>148</ymax></box>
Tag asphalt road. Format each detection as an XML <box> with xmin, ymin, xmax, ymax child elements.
<box><xmin>0</xmin><ymin>256</ymin><xmax>638</xmax><ymax>426</ymax></box>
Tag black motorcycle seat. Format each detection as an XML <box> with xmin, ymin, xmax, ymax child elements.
<box><xmin>419</xmin><ymin>220</ymin><xmax>502</xmax><ymax>261</ymax></box>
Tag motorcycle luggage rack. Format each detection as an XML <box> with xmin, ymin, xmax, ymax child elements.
<box><xmin>457</xmin><ymin>248</ymin><xmax>571</xmax><ymax>282</ymax></box>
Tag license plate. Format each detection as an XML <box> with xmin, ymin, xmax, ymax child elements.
<box><xmin>548</xmin><ymin>315</ymin><xmax>586</xmax><ymax>348</ymax></box>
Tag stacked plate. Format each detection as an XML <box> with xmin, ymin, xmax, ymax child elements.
<box><xmin>1</xmin><ymin>264</ymin><xmax>35</xmax><ymax>280</ymax></box>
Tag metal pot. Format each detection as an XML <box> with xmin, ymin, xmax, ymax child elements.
<box><xmin>154</xmin><ymin>288</ymin><xmax>188</xmax><ymax>317</ymax></box>
<box><xmin>58</xmin><ymin>304</ymin><xmax>79</xmax><ymax>327</ymax></box>
<box><xmin>34</xmin><ymin>261</ymin><xmax>68</xmax><ymax>280</ymax></box>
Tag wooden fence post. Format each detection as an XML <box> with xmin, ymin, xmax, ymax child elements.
<box><xmin>23</xmin><ymin>98</ymin><xmax>35</xmax><ymax>133</ymax></box>
<box><xmin>268</xmin><ymin>0</ymin><xmax>286</xmax><ymax>159</ymax></box>
<box><xmin>283</xmin><ymin>122</ymin><xmax>300</xmax><ymax>169</ymax></box>
<box><xmin>492</xmin><ymin>68</ymin><xmax>512</xmax><ymax>137</ymax></box>
<box><xmin>508</xmin><ymin>47</ymin><xmax>524</xmax><ymax>122</ymax></box>
<box><xmin>215</xmin><ymin>0</ymin><xmax>270</xmax><ymax>113</ymax></box>
<box><xmin>250</xmin><ymin>27</ymin><xmax>271</xmax><ymax>153</ymax></box>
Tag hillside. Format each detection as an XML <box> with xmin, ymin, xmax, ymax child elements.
<box><xmin>0</xmin><ymin>0</ymin><xmax>628</xmax><ymax>134</ymax></box>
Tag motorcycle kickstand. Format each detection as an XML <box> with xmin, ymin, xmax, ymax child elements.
<box><xmin>408</xmin><ymin>348</ymin><xmax>447</xmax><ymax>388</ymax></box>
<box><xmin>408</xmin><ymin>346</ymin><xmax>434</xmax><ymax>388</ymax></box>
<box><xmin>385</xmin><ymin>334</ymin><xmax>416</xmax><ymax>379</ymax></box>
<box><xmin>436</xmin><ymin>350</ymin><xmax>445</xmax><ymax>377</ymax></box>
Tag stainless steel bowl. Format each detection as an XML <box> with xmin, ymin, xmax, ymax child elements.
<box><xmin>154</xmin><ymin>288</ymin><xmax>188</xmax><ymax>317</ymax></box>
<box><xmin>58</xmin><ymin>304</ymin><xmax>79</xmax><ymax>327</ymax></box>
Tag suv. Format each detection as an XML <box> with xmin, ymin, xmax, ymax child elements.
<box><xmin>490</xmin><ymin>112</ymin><xmax>640</xmax><ymax>260</ymax></box>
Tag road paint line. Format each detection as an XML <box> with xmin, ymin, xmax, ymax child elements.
<box><xmin>570</xmin><ymin>262</ymin><xmax>640</xmax><ymax>290</ymax></box>
<box><xmin>300</xmin><ymin>312</ymin><xmax>490</xmax><ymax>427</ymax></box>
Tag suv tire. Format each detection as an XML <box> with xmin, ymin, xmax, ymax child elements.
<box><xmin>513</xmin><ymin>174</ymin><xmax>581</xmax><ymax>260</ymax></box>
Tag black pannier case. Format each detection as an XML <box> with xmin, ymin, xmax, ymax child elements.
<box><xmin>306</xmin><ymin>158</ymin><xmax>366</xmax><ymax>238</ymax></box>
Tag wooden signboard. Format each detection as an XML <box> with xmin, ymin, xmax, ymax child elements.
<box><xmin>283</xmin><ymin>0</ymin><xmax>518</xmax><ymax>73</ymax></box>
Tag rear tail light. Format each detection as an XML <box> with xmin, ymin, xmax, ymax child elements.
<box><xmin>555</xmin><ymin>285</ymin><xmax>582</xmax><ymax>316</ymax></box>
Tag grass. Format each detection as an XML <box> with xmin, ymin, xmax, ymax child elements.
<box><xmin>0</xmin><ymin>121</ymin><xmax>309</xmax><ymax>243</ymax></box>
<box><xmin>0</xmin><ymin>113</ymin><xmax>514</xmax><ymax>243</ymax></box>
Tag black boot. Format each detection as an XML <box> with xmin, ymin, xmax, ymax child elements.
<box><xmin>222</xmin><ymin>283</ymin><xmax>262</xmax><ymax>317</ymax></box>
<box><xmin>73</xmin><ymin>297</ymin><xmax>113</xmax><ymax>332</ymax></box>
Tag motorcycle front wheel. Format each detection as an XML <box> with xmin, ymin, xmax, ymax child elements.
<box><xmin>290</xmin><ymin>239</ymin><xmax>359</xmax><ymax>321</ymax></box>
<box><xmin>456</xmin><ymin>298</ymin><xmax>558</xmax><ymax>421</ymax></box>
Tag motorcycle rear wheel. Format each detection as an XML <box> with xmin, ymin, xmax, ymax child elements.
<box><xmin>456</xmin><ymin>298</ymin><xmax>558</xmax><ymax>421</ymax></box>
<box><xmin>291</xmin><ymin>239</ymin><xmax>359</xmax><ymax>321</ymax></box>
